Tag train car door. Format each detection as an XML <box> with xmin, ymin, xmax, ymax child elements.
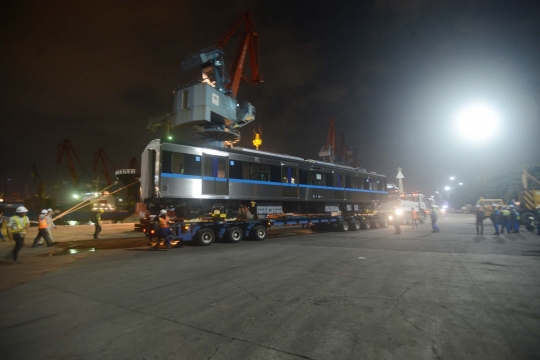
<box><xmin>202</xmin><ymin>155</ymin><xmax>228</xmax><ymax>195</ymax></box>
<box><xmin>281</xmin><ymin>164</ymin><xmax>299</xmax><ymax>198</ymax></box>
<box><xmin>333</xmin><ymin>172</ymin><xmax>345</xmax><ymax>200</ymax></box>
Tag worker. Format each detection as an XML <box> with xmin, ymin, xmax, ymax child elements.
<box><xmin>430</xmin><ymin>208</ymin><xmax>440</xmax><ymax>232</ymax></box>
<box><xmin>32</xmin><ymin>209</ymin><xmax>53</xmax><ymax>247</ymax></box>
<box><xmin>499</xmin><ymin>206</ymin><xmax>511</xmax><ymax>234</ymax></box>
<box><xmin>509</xmin><ymin>205</ymin><xmax>520</xmax><ymax>233</ymax></box>
<box><xmin>92</xmin><ymin>209</ymin><xmax>104</xmax><ymax>239</ymax></box>
<box><xmin>393</xmin><ymin>209</ymin><xmax>403</xmax><ymax>234</ymax></box>
<box><xmin>6</xmin><ymin>206</ymin><xmax>30</xmax><ymax>263</ymax></box>
<box><xmin>475</xmin><ymin>205</ymin><xmax>484</xmax><ymax>235</ymax></box>
<box><xmin>46</xmin><ymin>208</ymin><xmax>58</xmax><ymax>244</ymax></box>
<box><xmin>410</xmin><ymin>207</ymin><xmax>418</xmax><ymax>229</ymax></box>
<box><xmin>156</xmin><ymin>209</ymin><xmax>174</xmax><ymax>249</ymax></box>
<box><xmin>490</xmin><ymin>205</ymin><xmax>500</xmax><ymax>235</ymax></box>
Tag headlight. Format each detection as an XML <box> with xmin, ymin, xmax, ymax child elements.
<box><xmin>388</xmin><ymin>215</ymin><xmax>393</xmax><ymax>221</ymax></box>
<box><xmin>395</xmin><ymin>209</ymin><xmax>403</xmax><ymax>215</ymax></box>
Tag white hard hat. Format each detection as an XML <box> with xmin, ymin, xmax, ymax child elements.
<box><xmin>47</xmin><ymin>208</ymin><xmax>53</xmax><ymax>212</ymax></box>
<box><xmin>16</xmin><ymin>206</ymin><xmax>29</xmax><ymax>213</ymax></box>
<box><xmin>159</xmin><ymin>209</ymin><xmax>167</xmax><ymax>215</ymax></box>
<box><xmin>41</xmin><ymin>209</ymin><xmax>48</xmax><ymax>214</ymax></box>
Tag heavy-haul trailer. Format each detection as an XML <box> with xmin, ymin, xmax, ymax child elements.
<box><xmin>139</xmin><ymin>213</ymin><xmax>388</xmax><ymax>246</ymax></box>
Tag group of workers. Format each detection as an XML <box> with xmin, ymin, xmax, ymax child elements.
<box><xmin>2</xmin><ymin>206</ymin><xmax>58</xmax><ymax>263</ymax></box>
<box><xmin>476</xmin><ymin>204</ymin><xmax>522</xmax><ymax>235</ymax></box>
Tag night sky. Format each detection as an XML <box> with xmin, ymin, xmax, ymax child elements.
<box><xmin>1</xmin><ymin>0</ymin><xmax>539</xmax><ymax>202</ymax></box>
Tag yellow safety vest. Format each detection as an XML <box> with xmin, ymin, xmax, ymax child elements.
<box><xmin>11</xmin><ymin>216</ymin><xmax>28</xmax><ymax>234</ymax></box>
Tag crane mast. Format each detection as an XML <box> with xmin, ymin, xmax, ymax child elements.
<box><xmin>147</xmin><ymin>12</ymin><xmax>263</xmax><ymax>147</ymax></box>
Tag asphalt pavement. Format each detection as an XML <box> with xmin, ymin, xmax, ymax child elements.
<box><xmin>1</xmin><ymin>214</ymin><xmax>539</xmax><ymax>359</ymax></box>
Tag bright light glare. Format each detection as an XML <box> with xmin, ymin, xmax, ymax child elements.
<box><xmin>456</xmin><ymin>103</ymin><xmax>499</xmax><ymax>141</ymax></box>
<box><xmin>449</xmin><ymin>176</ymin><xmax>455</xmax><ymax>181</ymax></box>
<box><xmin>73</xmin><ymin>194</ymin><xmax>80</xmax><ymax>199</ymax></box>
<box><xmin>444</xmin><ymin>186</ymin><xmax>451</xmax><ymax>191</ymax></box>
<box><xmin>459</xmin><ymin>182</ymin><xmax>464</xmax><ymax>185</ymax></box>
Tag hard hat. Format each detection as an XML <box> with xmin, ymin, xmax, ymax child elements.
<box><xmin>41</xmin><ymin>209</ymin><xmax>48</xmax><ymax>214</ymax></box>
<box><xmin>99</xmin><ymin>209</ymin><xmax>104</xmax><ymax>213</ymax></box>
<box><xmin>16</xmin><ymin>206</ymin><xmax>28</xmax><ymax>213</ymax></box>
<box><xmin>159</xmin><ymin>209</ymin><xmax>167</xmax><ymax>215</ymax></box>
<box><xmin>47</xmin><ymin>208</ymin><xmax>53</xmax><ymax>212</ymax></box>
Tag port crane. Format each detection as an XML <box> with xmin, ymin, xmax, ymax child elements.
<box><xmin>93</xmin><ymin>148</ymin><xmax>116</xmax><ymax>186</ymax></box>
<box><xmin>148</xmin><ymin>12</ymin><xmax>263</xmax><ymax>146</ymax></box>
<box><xmin>57</xmin><ymin>139</ymin><xmax>89</xmax><ymax>187</ymax></box>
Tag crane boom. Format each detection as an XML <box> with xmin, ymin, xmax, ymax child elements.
<box><xmin>57</xmin><ymin>139</ymin><xmax>87</xmax><ymax>187</ymax></box>
<box><xmin>93</xmin><ymin>149</ymin><xmax>116</xmax><ymax>186</ymax></box>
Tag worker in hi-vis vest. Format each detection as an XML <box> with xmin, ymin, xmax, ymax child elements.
<box><xmin>7</xmin><ymin>206</ymin><xmax>30</xmax><ymax>263</ymax></box>
<box><xmin>93</xmin><ymin>209</ymin><xmax>104</xmax><ymax>239</ymax></box>
<box><xmin>155</xmin><ymin>209</ymin><xmax>174</xmax><ymax>249</ymax></box>
<box><xmin>33</xmin><ymin>209</ymin><xmax>53</xmax><ymax>247</ymax></box>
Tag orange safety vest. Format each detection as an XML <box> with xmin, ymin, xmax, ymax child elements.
<box><xmin>411</xmin><ymin>210</ymin><xmax>418</xmax><ymax>219</ymax></box>
<box><xmin>38</xmin><ymin>215</ymin><xmax>48</xmax><ymax>229</ymax></box>
<box><xmin>159</xmin><ymin>217</ymin><xmax>169</xmax><ymax>228</ymax></box>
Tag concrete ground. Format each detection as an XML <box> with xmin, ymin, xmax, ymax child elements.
<box><xmin>0</xmin><ymin>214</ymin><xmax>539</xmax><ymax>359</ymax></box>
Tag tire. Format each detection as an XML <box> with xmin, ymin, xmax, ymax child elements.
<box><xmin>361</xmin><ymin>219</ymin><xmax>371</xmax><ymax>230</ymax></box>
<box><xmin>228</xmin><ymin>227</ymin><xmax>243</xmax><ymax>243</ymax></box>
<box><xmin>350</xmin><ymin>219</ymin><xmax>361</xmax><ymax>231</ymax></box>
<box><xmin>197</xmin><ymin>228</ymin><xmax>215</xmax><ymax>246</ymax></box>
<box><xmin>339</xmin><ymin>220</ymin><xmax>349</xmax><ymax>232</ymax></box>
<box><xmin>380</xmin><ymin>216</ymin><xmax>388</xmax><ymax>228</ymax></box>
<box><xmin>371</xmin><ymin>220</ymin><xmax>379</xmax><ymax>229</ymax></box>
<box><xmin>521</xmin><ymin>212</ymin><xmax>537</xmax><ymax>224</ymax></box>
<box><xmin>251</xmin><ymin>225</ymin><xmax>267</xmax><ymax>241</ymax></box>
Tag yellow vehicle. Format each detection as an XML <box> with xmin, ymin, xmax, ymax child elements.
<box><xmin>518</xmin><ymin>170</ymin><xmax>540</xmax><ymax>222</ymax></box>
<box><xmin>477</xmin><ymin>198</ymin><xmax>504</xmax><ymax>217</ymax></box>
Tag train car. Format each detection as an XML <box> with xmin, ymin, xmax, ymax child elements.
<box><xmin>141</xmin><ymin>139</ymin><xmax>388</xmax><ymax>221</ymax></box>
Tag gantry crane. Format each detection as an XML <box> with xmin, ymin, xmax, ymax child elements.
<box><xmin>147</xmin><ymin>12</ymin><xmax>263</xmax><ymax>146</ymax></box>
<box><xmin>57</xmin><ymin>139</ymin><xmax>88</xmax><ymax>187</ymax></box>
<box><xmin>93</xmin><ymin>149</ymin><xmax>116</xmax><ymax>186</ymax></box>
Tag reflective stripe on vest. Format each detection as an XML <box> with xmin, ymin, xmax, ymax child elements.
<box><xmin>38</xmin><ymin>215</ymin><xmax>48</xmax><ymax>229</ymax></box>
<box><xmin>11</xmin><ymin>216</ymin><xmax>28</xmax><ymax>233</ymax></box>
<box><xmin>159</xmin><ymin>217</ymin><xmax>169</xmax><ymax>228</ymax></box>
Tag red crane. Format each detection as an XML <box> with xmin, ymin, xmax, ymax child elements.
<box><xmin>319</xmin><ymin>119</ymin><xmax>336</xmax><ymax>163</ymax></box>
<box><xmin>93</xmin><ymin>149</ymin><xmax>116</xmax><ymax>186</ymax></box>
<box><xmin>218</xmin><ymin>12</ymin><xmax>263</xmax><ymax>98</ymax></box>
<box><xmin>57</xmin><ymin>139</ymin><xmax>87</xmax><ymax>187</ymax></box>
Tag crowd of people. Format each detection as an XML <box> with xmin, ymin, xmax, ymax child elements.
<box><xmin>475</xmin><ymin>204</ymin><xmax>528</xmax><ymax>235</ymax></box>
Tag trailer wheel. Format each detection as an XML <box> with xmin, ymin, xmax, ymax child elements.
<box><xmin>339</xmin><ymin>220</ymin><xmax>349</xmax><ymax>232</ymax></box>
<box><xmin>228</xmin><ymin>227</ymin><xmax>244</xmax><ymax>243</ymax></box>
<box><xmin>197</xmin><ymin>228</ymin><xmax>215</xmax><ymax>246</ymax></box>
<box><xmin>361</xmin><ymin>219</ymin><xmax>371</xmax><ymax>230</ymax></box>
<box><xmin>380</xmin><ymin>216</ymin><xmax>388</xmax><ymax>228</ymax></box>
<box><xmin>371</xmin><ymin>220</ymin><xmax>379</xmax><ymax>229</ymax></box>
<box><xmin>350</xmin><ymin>220</ymin><xmax>361</xmax><ymax>231</ymax></box>
<box><xmin>521</xmin><ymin>212</ymin><xmax>537</xmax><ymax>224</ymax></box>
<box><xmin>251</xmin><ymin>225</ymin><xmax>267</xmax><ymax>241</ymax></box>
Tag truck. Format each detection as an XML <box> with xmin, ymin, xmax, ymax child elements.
<box><xmin>377</xmin><ymin>192</ymin><xmax>431</xmax><ymax>224</ymax></box>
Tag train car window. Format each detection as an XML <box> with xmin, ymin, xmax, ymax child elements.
<box><xmin>363</xmin><ymin>177</ymin><xmax>372</xmax><ymax>190</ymax></box>
<box><xmin>183</xmin><ymin>154</ymin><xmax>201</xmax><ymax>176</ymax></box>
<box><xmin>333</xmin><ymin>173</ymin><xmax>344</xmax><ymax>188</ymax></box>
<box><xmin>217</xmin><ymin>158</ymin><xmax>226</xmax><ymax>178</ymax></box>
<box><xmin>171</xmin><ymin>153</ymin><xmax>185</xmax><ymax>174</ymax></box>
<box><xmin>242</xmin><ymin>162</ymin><xmax>270</xmax><ymax>181</ymax></box>
<box><xmin>308</xmin><ymin>172</ymin><xmax>325</xmax><ymax>186</ymax></box>
<box><xmin>299</xmin><ymin>169</ymin><xmax>308</xmax><ymax>184</ymax></box>
<box><xmin>229</xmin><ymin>160</ymin><xmax>243</xmax><ymax>179</ymax></box>
<box><xmin>325</xmin><ymin>173</ymin><xmax>333</xmax><ymax>187</ymax></box>
<box><xmin>270</xmin><ymin>165</ymin><xmax>281</xmax><ymax>183</ymax></box>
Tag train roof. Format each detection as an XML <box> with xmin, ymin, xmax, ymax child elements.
<box><xmin>231</xmin><ymin>147</ymin><xmax>304</xmax><ymax>161</ymax></box>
